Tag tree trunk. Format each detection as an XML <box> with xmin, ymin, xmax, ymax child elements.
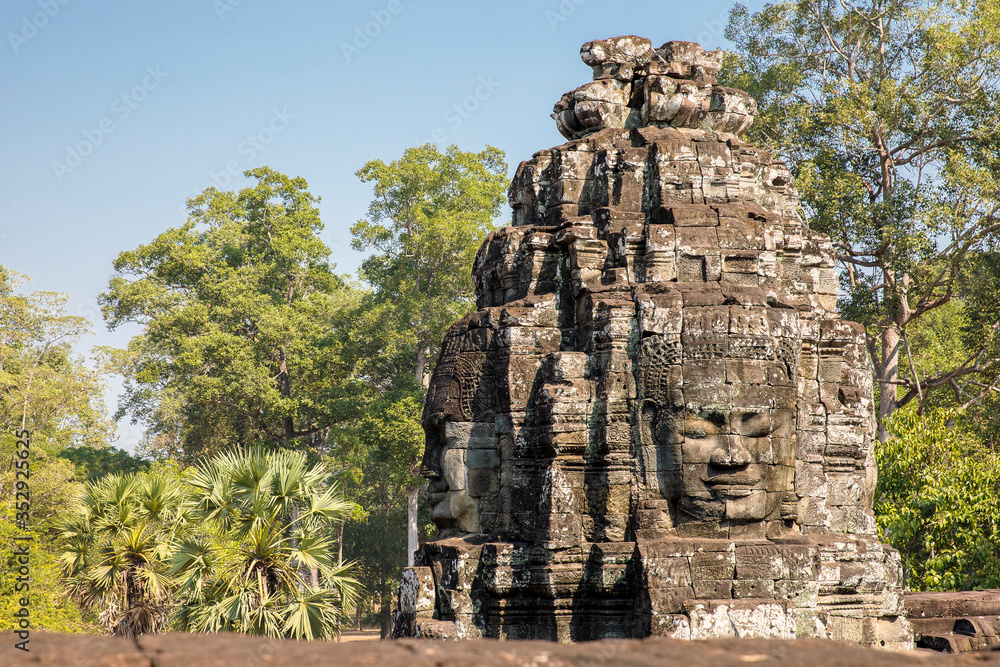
<box><xmin>414</xmin><ymin>330</ymin><xmax>433</xmax><ymax>390</ymax></box>
<box><xmin>278</xmin><ymin>346</ymin><xmax>293</xmax><ymax>441</ymax></box>
<box><xmin>290</xmin><ymin>505</ymin><xmax>307</xmax><ymax>591</ymax></box>
<box><xmin>415</xmin><ymin>346</ymin><xmax>427</xmax><ymax>387</ymax></box>
<box><xmin>878</xmin><ymin>324</ymin><xmax>901</xmax><ymax>443</ymax></box>
<box><xmin>407</xmin><ymin>485</ymin><xmax>418</xmax><ymax>567</ymax></box>
<box><xmin>379</xmin><ymin>591</ymin><xmax>392</xmax><ymax>639</ymax></box>
<box><xmin>338</xmin><ymin>521</ymin><xmax>344</xmax><ymax>563</ymax></box>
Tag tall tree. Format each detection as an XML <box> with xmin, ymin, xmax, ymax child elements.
<box><xmin>352</xmin><ymin>144</ymin><xmax>509</xmax><ymax>388</ymax></box>
<box><xmin>347</xmin><ymin>143</ymin><xmax>507</xmax><ymax>616</ymax></box>
<box><xmin>0</xmin><ymin>267</ymin><xmax>113</xmax><ymax>450</ymax></box>
<box><xmin>100</xmin><ymin>168</ymin><xmax>360</xmax><ymax>458</ymax></box>
<box><xmin>724</xmin><ymin>0</ymin><xmax>1000</xmax><ymax>439</ymax></box>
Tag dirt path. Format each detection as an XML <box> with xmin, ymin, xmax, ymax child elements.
<box><xmin>338</xmin><ymin>629</ymin><xmax>381</xmax><ymax>643</ymax></box>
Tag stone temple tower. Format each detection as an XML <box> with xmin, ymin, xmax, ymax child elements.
<box><xmin>393</xmin><ymin>36</ymin><xmax>913</xmax><ymax>649</ymax></box>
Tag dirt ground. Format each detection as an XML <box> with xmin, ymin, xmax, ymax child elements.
<box><xmin>6</xmin><ymin>630</ymin><xmax>1000</xmax><ymax>666</ymax></box>
<box><xmin>338</xmin><ymin>628</ymin><xmax>381</xmax><ymax>642</ymax></box>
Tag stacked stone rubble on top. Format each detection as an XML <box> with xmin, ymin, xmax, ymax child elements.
<box><xmin>553</xmin><ymin>37</ymin><xmax>756</xmax><ymax>140</ymax></box>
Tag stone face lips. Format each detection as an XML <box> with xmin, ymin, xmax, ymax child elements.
<box><xmin>396</xmin><ymin>37</ymin><xmax>911</xmax><ymax>649</ymax></box>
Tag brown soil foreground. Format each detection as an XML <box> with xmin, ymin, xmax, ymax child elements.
<box><xmin>4</xmin><ymin>631</ymin><xmax>1000</xmax><ymax>666</ymax></box>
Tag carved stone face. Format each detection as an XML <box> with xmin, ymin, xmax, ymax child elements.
<box><xmin>642</xmin><ymin>355</ymin><xmax>798</xmax><ymax>528</ymax></box>
<box><xmin>422</xmin><ymin>413</ymin><xmax>481</xmax><ymax>535</ymax></box>
<box><xmin>420</xmin><ymin>321</ymin><xmax>490</xmax><ymax>535</ymax></box>
<box><xmin>672</xmin><ymin>406</ymin><xmax>795</xmax><ymax>523</ymax></box>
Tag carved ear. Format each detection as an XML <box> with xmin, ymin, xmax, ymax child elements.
<box><xmin>640</xmin><ymin>399</ymin><xmax>657</xmax><ymax>447</ymax></box>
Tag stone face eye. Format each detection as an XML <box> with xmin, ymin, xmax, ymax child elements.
<box><xmin>734</xmin><ymin>411</ymin><xmax>770</xmax><ymax>438</ymax></box>
<box><xmin>705</xmin><ymin>412</ymin><xmax>726</xmax><ymax>428</ymax></box>
<box><xmin>686</xmin><ymin>426</ymin><xmax>707</xmax><ymax>439</ymax></box>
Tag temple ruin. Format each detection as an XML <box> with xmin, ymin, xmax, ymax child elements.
<box><xmin>393</xmin><ymin>36</ymin><xmax>914</xmax><ymax>649</ymax></box>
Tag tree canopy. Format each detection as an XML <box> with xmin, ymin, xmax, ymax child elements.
<box><xmin>341</xmin><ymin>144</ymin><xmax>508</xmax><ymax>633</ymax></box>
<box><xmin>724</xmin><ymin>0</ymin><xmax>1000</xmax><ymax>437</ymax></box>
<box><xmin>101</xmin><ymin>167</ymin><xmax>362</xmax><ymax>458</ymax></box>
<box><xmin>0</xmin><ymin>267</ymin><xmax>113</xmax><ymax>450</ymax></box>
<box><xmin>351</xmin><ymin>144</ymin><xmax>508</xmax><ymax>387</ymax></box>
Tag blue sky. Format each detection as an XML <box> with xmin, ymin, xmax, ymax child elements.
<box><xmin>0</xmin><ymin>0</ymin><xmax>767</xmax><ymax>450</ymax></box>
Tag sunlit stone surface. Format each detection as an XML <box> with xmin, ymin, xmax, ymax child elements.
<box><xmin>393</xmin><ymin>36</ymin><xmax>912</xmax><ymax>649</ymax></box>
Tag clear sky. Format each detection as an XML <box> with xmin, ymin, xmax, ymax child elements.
<box><xmin>0</xmin><ymin>0</ymin><xmax>767</xmax><ymax>450</ymax></box>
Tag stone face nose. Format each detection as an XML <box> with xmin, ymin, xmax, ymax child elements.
<box><xmin>420</xmin><ymin>459</ymin><xmax>441</xmax><ymax>478</ymax></box>
<box><xmin>710</xmin><ymin>434</ymin><xmax>752</xmax><ymax>467</ymax></box>
<box><xmin>419</xmin><ymin>437</ymin><xmax>443</xmax><ymax>478</ymax></box>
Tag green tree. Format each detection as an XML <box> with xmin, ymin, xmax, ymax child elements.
<box><xmin>171</xmin><ymin>447</ymin><xmax>359</xmax><ymax>640</ymax></box>
<box><xmin>725</xmin><ymin>1</ymin><xmax>1000</xmax><ymax>438</ymax></box>
<box><xmin>0</xmin><ymin>267</ymin><xmax>113</xmax><ymax>452</ymax></box>
<box><xmin>352</xmin><ymin>144</ymin><xmax>508</xmax><ymax>387</ymax></box>
<box><xmin>100</xmin><ymin>168</ymin><xmax>361</xmax><ymax>459</ymax></box>
<box><xmin>346</xmin><ymin>144</ymin><xmax>507</xmax><ymax>625</ymax></box>
<box><xmin>875</xmin><ymin>408</ymin><xmax>1000</xmax><ymax>590</ymax></box>
<box><xmin>59</xmin><ymin>468</ymin><xmax>185</xmax><ymax>637</ymax></box>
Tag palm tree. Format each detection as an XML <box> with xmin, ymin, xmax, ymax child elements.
<box><xmin>59</xmin><ymin>471</ymin><xmax>186</xmax><ymax>637</ymax></box>
<box><xmin>171</xmin><ymin>447</ymin><xmax>361</xmax><ymax>640</ymax></box>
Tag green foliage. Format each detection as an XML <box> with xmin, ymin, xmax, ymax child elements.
<box><xmin>0</xmin><ymin>267</ymin><xmax>114</xmax><ymax>450</ymax></box>
<box><xmin>351</xmin><ymin>144</ymin><xmax>508</xmax><ymax>385</ymax></box>
<box><xmin>339</xmin><ymin>392</ymin><xmax>424</xmax><ymax>493</ymax></box>
<box><xmin>0</xmin><ymin>509</ymin><xmax>99</xmax><ymax>633</ymax></box>
<box><xmin>724</xmin><ymin>1</ymin><xmax>1000</xmax><ymax>429</ymax></box>
<box><xmin>0</xmin><ymin>440</ymin><xmax>86</xmax><ymax>541</ymax></box>
<box><xmin>57</xmin><ymin>445</ymin><xmax>150</xmax><ymax>483</ymax></box>
<box><xmin>60</xmin><ymin>449</ymin><xmax>360</xmax><ymax>639</ymax></box>
<box><xmin>875</xmin><ymin>408</ymin><xmax>1000</xmax><ymax>590</ymax></box>
<box><xmin>172</xmin><ymin>447</ymin><xmax>360</xmax><ymax>640</ymax></box>
<box><xmin>100</xmin><ymin>167</ymin><xmax>363</xmax><ymax>458</ymax></box>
